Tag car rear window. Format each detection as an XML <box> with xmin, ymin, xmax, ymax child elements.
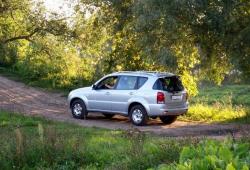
<box><xmin>153</xmin><ymin>76</ymin><xmax>184</xmax><ymax>92</ymax></box>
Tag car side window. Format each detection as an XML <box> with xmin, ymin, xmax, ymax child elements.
<box><xmin>153</xmin><ymin>79</ymin><xmax>163</xmax><ymax>90</ymax></box>
<box><xmin>116</xmin><ymin>76</ymin><xmax>137</xmax><ymax>90</ymax></box>
<box><xmin>97</xmin><ymin>76</ymin><xmax>118</xmax><ymax>90</ymax></box>
<box><xmin>137</xmin><ymin>77</ymin><xmax>148</xmax><ymax>89</ymax></box>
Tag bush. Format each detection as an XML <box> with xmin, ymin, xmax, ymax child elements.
<box><xmin>180</xmin><ymin>71</ymin><xmax>198</xmax><ymax>97</ymax></box>
<box><xmin>152</xmin><ymin>139</ymin><xmax>250</xmax><ymax>170</ymax></box>
<box><xmin>13</xmin><ymin>36</ymin><xmax>95</xmax><ymax>90</ymax></box>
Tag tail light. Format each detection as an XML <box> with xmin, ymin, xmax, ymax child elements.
<box><xmin>157</xmin><ymin>92</ymin><xmax>165</xmax><ymax>104</ymax></box>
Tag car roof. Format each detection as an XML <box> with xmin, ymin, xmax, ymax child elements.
<box><xmin>110</xmin><ymin>71</ymin><xmax>176</xmax><ymax>78</ymax></box>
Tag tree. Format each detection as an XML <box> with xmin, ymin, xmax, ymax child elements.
<box><xmin>0</xmin><ymin>0</ymin><xmax>72</xmax><ymax>65</ymax></box>
<box><xmin>76</xmin><ymin>0</ymin><xmax>250</xmax><ymax>94</ymax></box>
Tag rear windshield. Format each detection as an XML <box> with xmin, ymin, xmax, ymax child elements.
<box><xmin>153</xmin><ymin>76</ymin><xmax>184</xmax><ymax>92</ymax></box>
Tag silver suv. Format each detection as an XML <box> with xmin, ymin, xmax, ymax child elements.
<box><xmin>68</xmin><ymin>71</ymin><xmax>188</xmax><ymax>126</ymax></box>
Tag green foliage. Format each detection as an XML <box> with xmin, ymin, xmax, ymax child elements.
<box><xmin>0</xmin><ymin>111</ymin><xmax>191</xmax><ymax>169</ymax></box>
<box><xmin>74</xmin><ymin>0</ymin><xmax>250</xmax><ymax>94</ymax></box>
<box><xmin>1</xmin><ymin>0</ymin><xmax>250</xmax><ymax>94</ymax></box>
<box><xmin>181</xmin><ymin>85</ymin><xmax>250</xmax><ymax>123</ymax></box>
<box><xmin>0</xmin><ymin>0</ymin><xmax>94</xmax><ymax>89</ymax></box>
<box><xmin>14</xmin><ymin>36</ymin><xmax>94</xmax><ymax>89</ymax></box>
<box><xmin>191</xmin><ymin>85</ymin><xmax>250</xmax><ymax>106</ymax></box>
<box><xmin>180</xmin><ymin>71</ymin><xmax>198</xmax><ymax>97</ymax></box>
<box><xmin>153</xmin><ymin>139</ymin><xmax>250</xmax><ymax>170</ymax></box>
<box><xmin>2</xmin><ymin>111</ymin><xmax>249</xmax><ymax>170</ymax></box>
<box><xmin>183</xmin><ymin>103</ymin><xmax>250</xmax><ymax>123</ymax></box>
<box><xmin>91</xmin><ymin>0</ymin><xmax>249</xmax><ymax>79</ymax></box>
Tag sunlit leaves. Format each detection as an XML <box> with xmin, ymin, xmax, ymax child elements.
<box><xmin>1</xmin><ymin>0</ymin><xmax>250</xmax><ymax>90</ymax></box>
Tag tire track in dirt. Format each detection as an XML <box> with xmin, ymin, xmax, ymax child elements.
<box><xmin>0</xmin><ymin>75</ymin><xmax>249</xmax><ymax>138</ymax></box>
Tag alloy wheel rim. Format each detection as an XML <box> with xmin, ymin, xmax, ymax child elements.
<box><xmin>132</xmin><ymin>109</ymin><xmax>143</xmax><ymax>124</ymax></box>
<box><xmin>73</xmin><ymin>103</ymin><xmax>82</xmax><ymax>116</ymax></box>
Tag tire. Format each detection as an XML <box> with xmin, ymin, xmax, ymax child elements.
<box><xmin>160</xmin><ymin>116</ymin><xmax>177</xmax><ymax>124</ymax></box>
<box><xmin>70</xmin><ymin>99</ymin><xmax>88</xmax><ymax>119</ymax></box>
<box><xmin>103</xmin><ymin>113</ymin><xmax>115</xmax><ymax>119</ymax></box>
<box><xmin>129</xmin><ymin>105</ymin><xmax>148</xmax><ymax>126</ymax></box>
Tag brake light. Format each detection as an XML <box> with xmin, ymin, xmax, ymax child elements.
<box><xmin>157</xmin><ymin>92</ymin><xmax>165</xmax><ymax>104</ymax></box>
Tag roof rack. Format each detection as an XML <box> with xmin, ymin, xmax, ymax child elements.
<box><xmin>114</xmin><ymin>71</ymin><xmax>173</xmax><ymax>76</ymax></box>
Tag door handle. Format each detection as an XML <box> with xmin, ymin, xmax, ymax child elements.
<box><xmin>129</xmin><ymin>92</ymin><xmax>134</xmax><ymax>95</ymax></box>
<box><xmin>105</xmin><ymin>92</ymin><xmax>111</xmax><ymax>95</ymax></box>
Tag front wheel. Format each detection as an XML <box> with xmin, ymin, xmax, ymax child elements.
<box><xmin>71</xmin><ymin>99</ymin><xmax>88</xmax><ymax>119</ymax></box>
<box><xmin>160</xmin><ymin>116</ymin><xmax>177</xmax><ymax>124</ymax></box>
<box><xmin>129</xmin><ymin>105</ymin><xmax>148</xmax><ymax>126</ymax></box>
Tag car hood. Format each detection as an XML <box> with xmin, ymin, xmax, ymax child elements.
<box><xmin>70</xmin><ymin>86</ymin><xmax>91</xmax><ymax>94</ymax></box>
<box><xmin>68</xmin><ymin>86</ymin><xmax>92</xmax><ymax>98</ymax></box>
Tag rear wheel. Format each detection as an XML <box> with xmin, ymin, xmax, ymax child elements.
<box><xmin>160</xmin><ymin>116</ymin><xmax>177</xmax><ymax>124</ymax></box>
<box><xmin>129</xmin><ymin>105</ymin><xmax>148</xmax><ymax>126</ymax></box>
<box><xmin>71</xmin><ymin>99</ymin><xmax>88</xmax><ymax>119</ymax></box>
<box><xmin>103</xmin><ymin>113</ymin><xmax>115</xmax><ymax>119</ymax></box>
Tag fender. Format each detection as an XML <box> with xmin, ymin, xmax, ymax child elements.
<box><xmin>127</xmin><ymin>97</ymin><xmax>150</xmax><ymax>114</ymax></box>
<box><xmin>68</xmin><ymin>92</ymin><xmax>89</xmax><ymax>109</ymax></box>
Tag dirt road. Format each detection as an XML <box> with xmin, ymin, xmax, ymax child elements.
<box><xmin>0</xmin><ymin>75</ymin><xmax>249</xmax><ymax>138</ymax></box>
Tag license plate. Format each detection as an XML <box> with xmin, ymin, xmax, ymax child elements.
<box><xmin>171</xmin><ymin>95</ymin><xmax>182</xmax><ymax>100</ymax></box>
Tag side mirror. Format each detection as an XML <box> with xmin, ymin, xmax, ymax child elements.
<box><xmin>92</xmin><ymin>84</ymin><xmax>97</xmax><ymax>90</ymax></box>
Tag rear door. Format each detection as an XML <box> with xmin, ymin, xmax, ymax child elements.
<box><xmin>153</xmin><ymin>76</ymin><xmax>187</xmax><ymax>109</ymax></box>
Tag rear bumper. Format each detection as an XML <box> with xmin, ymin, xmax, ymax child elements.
<box><xmin>148</xmin><ymin>102</ymin><xmax>188</xmax><ymax>116</ymax></box>
<box><xmin>160</xmin><ymin>107</ymin><xmax>188</xmax><ymax>116</ymax></box>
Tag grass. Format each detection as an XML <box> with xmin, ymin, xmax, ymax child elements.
<box><xmin>1</xmin><ymin>111</ymin><xmax>249</xmax><ymax>170</ymax></box>
<box><xmin>0</xmin><ymin>111</ymin><xmax>189</xmax><ymax>169</ymax></box>
<box><xmin>181</xmin><ymin>85</ymin><xmax>250</xmax><ymax>124</ymax></box>
<box><xmin>183</xmin><ymin>103</ymin><xmax>250</xmax><ymax>123</ymax></box>
<box><xmin>190</xmin><ymin>85</ymin><xmax>250</xmax><ymax>106</ymax></box>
